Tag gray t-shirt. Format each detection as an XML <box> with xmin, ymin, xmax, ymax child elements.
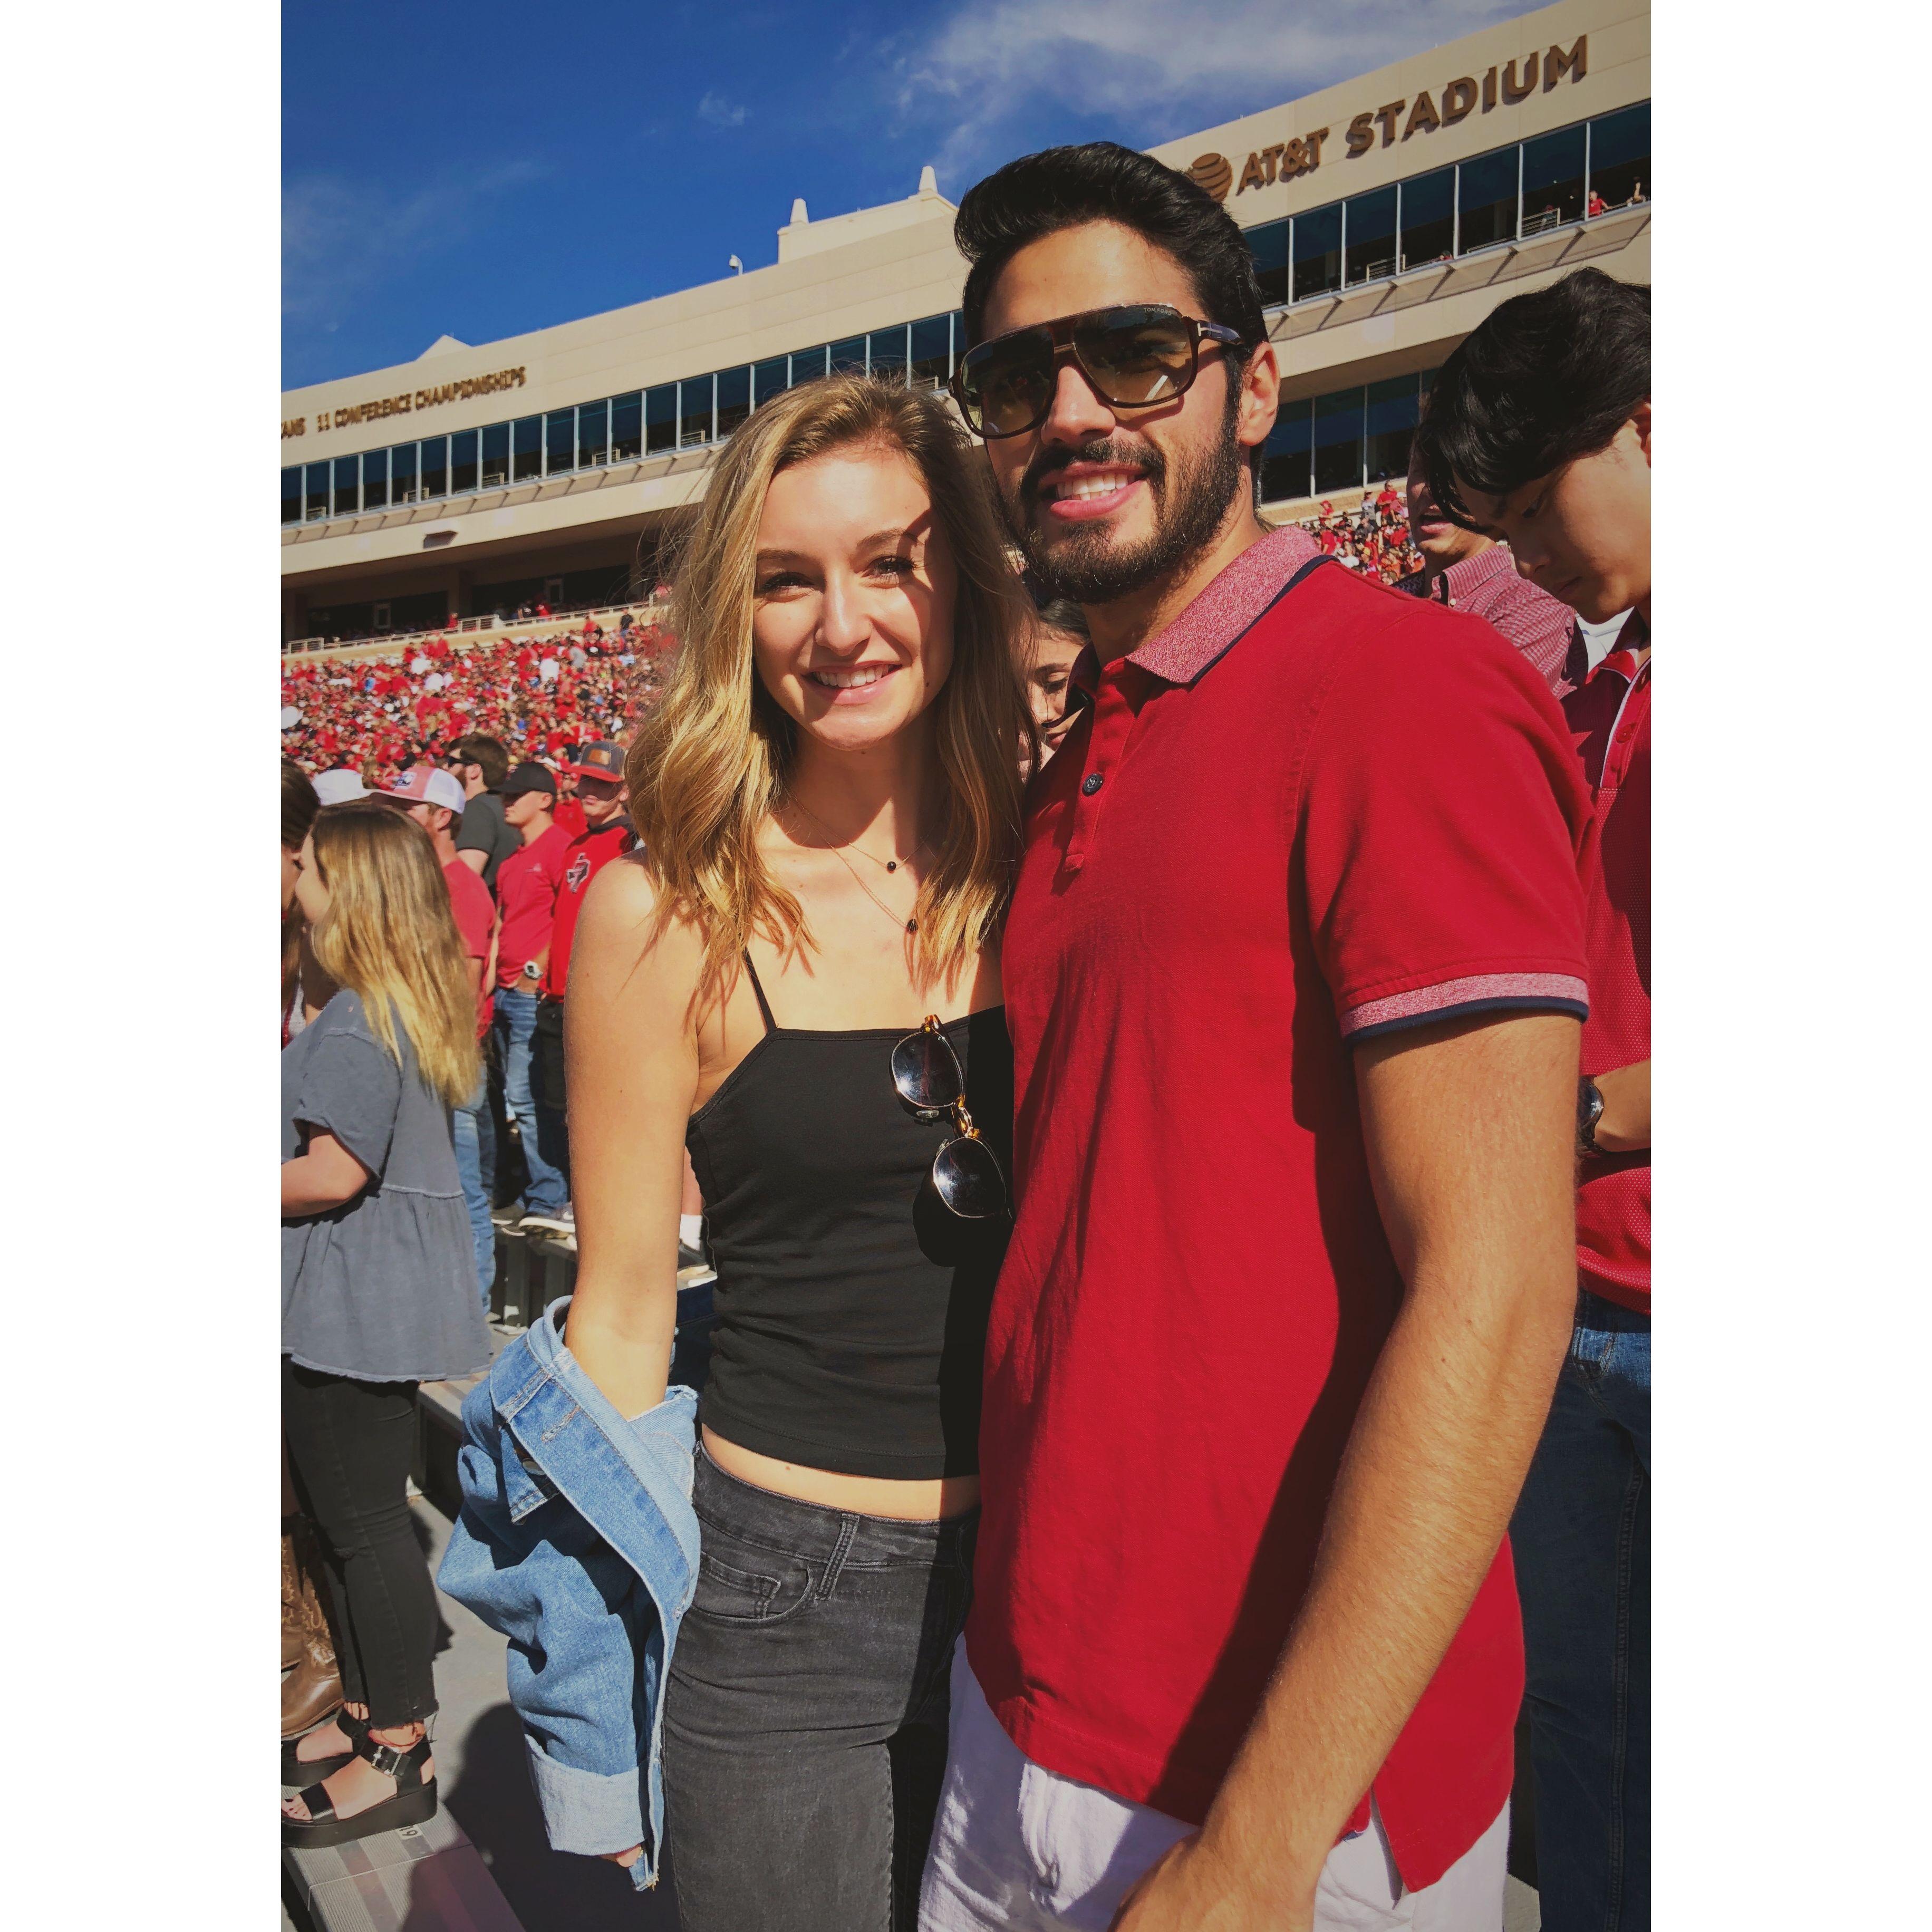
<box><xmin>282</xmin><ymin>990</ymin><xmax>491</xmax><ymax>1383</ymax></box>
<box><xmin>455</xmin><ymin>791</ymin><xmax>520</xmax><ymax>892</ymax></box>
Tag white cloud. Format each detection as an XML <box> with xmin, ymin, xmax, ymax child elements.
<box><xmin>895</xmin><ymin>0</ymin><xmax>1521</xmax><ymax>184</ymax></box>
<box><xmin>698</xmin><ymin>90</ymin><xmax>748</xmax><ymax>129</ymax></box>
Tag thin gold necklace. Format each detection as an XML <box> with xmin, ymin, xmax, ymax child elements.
<box><xmin>788</xmin><ymin>797</ymin><xmax>930</xmax><ymax>875</ymax></box>
<box><xmin>821</xmin><ymin>841</ymin><xmax>920</xmax><ymax>936</ymax></box>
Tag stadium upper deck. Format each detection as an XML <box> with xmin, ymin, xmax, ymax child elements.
<box><xmin>279</xmin><ymin>0</ymin><xmax>1647</xmax><ymax>645</ymax></box>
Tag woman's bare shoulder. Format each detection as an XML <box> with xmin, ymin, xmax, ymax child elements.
<box><xmin>575</xmin><ymin>852</ymin><xmax>705</xmax><ymax>997</ymax></box>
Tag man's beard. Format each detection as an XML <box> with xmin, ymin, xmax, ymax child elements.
<box><xmin>999</xmin><ymin>399</ymin><xmax>1249</xmax><ymax>607</ymax></box>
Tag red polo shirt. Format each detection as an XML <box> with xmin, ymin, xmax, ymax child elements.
<box><xmin>1434</xmin><ymin>543</ymin><xmax>1581</xmax><ymax>698</ymax></box>
<box><xmin>966</xmin><ymin>527</ymin><xmax>1592</xmax><ymax>1890</ymax></box>
<box><xmin>541</xmin><ymin>817</ymin><xmax>636</xmax><ymax>1000</ymax></box>
<box><xmin>1565</xmin><ymin>622</ymin><xmax>1651</xmax><ymax>1314</ymax></box>
<box><xmin>494</xmin><ymin>822</ymin><xmax>571</xmax><ymax>990</ymax></box>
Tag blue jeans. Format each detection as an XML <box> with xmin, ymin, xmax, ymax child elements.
<box><xmin>1512</xmin><ymin>1287</ymin><xmax>1650</xmax><ymax>1932</ymax></box>
<box><xmin>451</xmin><ymin>1073</ymin><xmax>497</xmax><ymax>1307</ymax></box>
<box><xmin>492</xmin><ymin>988</ymin><xmax>569</xmax><ymax>1216</ymax></box>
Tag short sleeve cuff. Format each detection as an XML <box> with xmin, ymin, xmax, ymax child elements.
<box><xmin>523</xmin><ymin>1731</ymin><xmax>646</xmax><ymax>1856</ymax></box>
<box><xmin>1340</xmin><ymin>972</ymin><xmax>1588</xmax><ymax>1046</ymax></box>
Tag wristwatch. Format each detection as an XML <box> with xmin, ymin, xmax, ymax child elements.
<box><xmin>521</xmin><ymin>960</ymin><xmax>543</xmax><ymax>983</ymax></box>
<box><xmin>1576</xmin><ymin>1075</ymin><xmax>1605</xmax><ymax>1157</ymax></box>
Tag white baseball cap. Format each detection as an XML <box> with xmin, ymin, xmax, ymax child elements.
<box><xmin>314</xmin><ymin>768</ymin><xmax>370</xmax><ymax>806</ymax></box>
<box><xmin>380</xmin><ymin>765</ymin><xmax>468</xmax><ymax>814</ymax></box>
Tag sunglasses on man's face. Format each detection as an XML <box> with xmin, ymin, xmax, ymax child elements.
<box><xmin>891</xmin><ymin>1017</ymin><xmax>1007</xmax><ymax>1219</ymax></box>
<box><xmin>950</xmin><ymin>304</ymin><xmax>1246</xmax><ymax>441</ymax></box>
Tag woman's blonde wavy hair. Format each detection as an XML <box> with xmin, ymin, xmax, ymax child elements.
<box><xmin>627</xmin><ymin>374</ymin><xmax>1037</xmax><ymax>1009</ymax></box>
<box><xmin>306</xmin><ymin>803</ymin><xmax>481</xmax><ymax>1108</ymax></box>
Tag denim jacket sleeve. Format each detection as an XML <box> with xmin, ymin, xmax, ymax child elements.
<box><xmin>436</xmin><ymin>1363</ymin><xmax>697</xmax><ymax>1883</ymax></box>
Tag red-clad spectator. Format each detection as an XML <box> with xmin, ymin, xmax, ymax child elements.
<box><xmin>492</xmin><ymin>764</ymin><xmax>572</xmax><ymax>1230</ymax></box>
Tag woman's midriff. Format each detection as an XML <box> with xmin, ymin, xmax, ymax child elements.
<box><xmin>700</xmin><ymin>1425</ymin><xmax>980</xmax><ymax>1522</ymax></box>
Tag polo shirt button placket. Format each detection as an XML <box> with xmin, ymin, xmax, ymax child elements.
<box><xmin>1081</xmin><ymin>771</ymin><xmax>1104</xmax><ymax>796</ymax></box>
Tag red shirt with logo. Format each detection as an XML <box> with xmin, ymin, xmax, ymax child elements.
<box><xmin>542</xmin><ymin>819</ymin><xmax>637</xmax><ymax>1000</ymax></box>
<box><xmin>1564</xmin><ymin>623</ymin><xmax>1651</xmax><ymax>1313</ymax></box>
<box><xmin>442</xmin><ymin>858</ymin><xmax>497</xmax><ymax>1038</ymax></box>
<box><xmin>966</xmin><ymin>529</ymin><xmax>1592</xmax><ymax>1892</ymax></box>
<box><xmin>494</xmin><ymin>823</ymin><xmax>570</xmax><ymax>990</ymax></box>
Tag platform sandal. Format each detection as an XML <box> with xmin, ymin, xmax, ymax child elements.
<box><xmin>280</xmin><ymin>1704</ymin><xmax>367</xmax><ymax>1787</ymax></box>
<box><xmin>281</xmin><ymin>1725</ymin><xmax>436</xmax><ymax>1848</ymax></box>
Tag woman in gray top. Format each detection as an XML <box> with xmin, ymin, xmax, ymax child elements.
<box><xmin>281</xmin><ymin>803</ymin><xmax>490</xmax><ymax>1849</ymax></box>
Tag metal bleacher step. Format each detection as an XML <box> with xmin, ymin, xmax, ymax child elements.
<box><xmin>283</xmin><ymin>1803</ymin><xmax>524</xmax><ymax>1932</ymax></box>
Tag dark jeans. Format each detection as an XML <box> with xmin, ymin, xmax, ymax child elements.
<box><xmin>1512</xmin><ymin>1287</ymin><xmax>1650</xmax><ymax>1931</ymax></box>
<box><xmin>282</xmin><ymin>1358</ymin><xmax>439</xmax><ymax>1727</ymax></box>
<box><xmin>534</xmin><ymin>995</ymin><xmax>572</xmax><ymax>1188</ymax></box>
<box><xmin>664</xmin><ymin>1447</ymin><xmax>976</xmax><ymax>1932</ymax></box>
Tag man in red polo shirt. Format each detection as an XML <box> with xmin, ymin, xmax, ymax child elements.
<box><xmin>1414</xmin><ymin>266</ymin><xmax>1651</xmax><ymax>1932</ymax></box>
<box><xmin>920</xmin><ymin>146</ymin><xmax>1591</xmax><ymax>1932</ymax></box>
<box><xmin>1398</xmin><ymin>450</ymin><xmax>1583</xmax><ymax>698</ymax></box>
<box><xmin>529</xmin><ymin>739</ymin><xmax>635</xmax><ymax>1235</ymax></box>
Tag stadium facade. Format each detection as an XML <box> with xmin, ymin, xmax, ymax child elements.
<box><xmin>279</xmin><ymin>0</ymin><xmax>1647</xmax><ymax>645</ymax></box>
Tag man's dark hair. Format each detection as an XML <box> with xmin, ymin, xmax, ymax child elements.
<box><xmin>456</xmin><ymin>733</ymin><xmax>509</xmax><ymax>789</ymax></box>
<box><xmin>955</xmin><ymin>142</ymin><xmax>1269</xmax><ymax>477</ymax></box>
<box><xmin>1412</xmin><ymin>268</ymin><xmax>1649</xmax><ymax>530</ymax></box>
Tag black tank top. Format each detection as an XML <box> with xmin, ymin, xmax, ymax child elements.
<box><xmin>685</xmin><ymin>955</ymin><xmax>1013</xmax><ymax>1481</ymax></box>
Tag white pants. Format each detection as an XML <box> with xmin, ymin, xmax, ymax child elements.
<box><xmin>919</xmin><ymin>1648</ymin><xmax>1508</xmax><ymax>1931</ymax></box>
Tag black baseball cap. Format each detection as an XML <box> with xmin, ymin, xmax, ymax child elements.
<box><xmin>500</xmin><ymin>761</ymin><xmax>559</xmax><ymax>799</ymax></box>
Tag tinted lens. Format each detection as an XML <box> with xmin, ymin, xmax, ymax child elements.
<box><xmin>892</xmin><ymin>1028</ymin><xmax>964</xmax><ymax>1115</ymax></box>
<box><xmin>934</xmin><ymin>1134</ymin><xmax>1007</xmax><ymax>1218</ymax></box>
<box><xmin>960</xmin><ymin>329</ymin><xmax>1056</xmax><ymax>435</ymax></box>
<box><xmin>1076</xmin><ymin>310</ymin><xmax>1197</xmax><ymax>407</ymax></box>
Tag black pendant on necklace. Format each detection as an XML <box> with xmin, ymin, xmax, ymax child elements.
<box><xmin>886</xmin><ymin>860</ymin><xmax>897</xmax><ymax>872</ymax></box>
<box><xmin>906</xmin><ymin>918</ymin><xmax>918</xmax><ymax>934</ymax></box>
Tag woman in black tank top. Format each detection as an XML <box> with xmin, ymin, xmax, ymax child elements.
<box><xmin>559</xmin><ymin>375</ymin><xmax>1037</xmax><ymax>1931</ymax></box>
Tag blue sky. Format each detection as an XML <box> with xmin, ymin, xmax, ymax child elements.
<box><xmin>283</xmin><ymin>0</ymin><xmax>1523</xmax><ymax>388</ymax></box>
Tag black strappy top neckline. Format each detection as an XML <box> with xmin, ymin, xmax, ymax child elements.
<box><xmin>739</xmin><ymin>948</ymin><xmax>1003</xmax><ymax>1038</ymax></box>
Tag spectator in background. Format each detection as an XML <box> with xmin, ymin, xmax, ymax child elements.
<box><xmin>532</xmin><ymin>739</ymin><xmax>637</xmax><ymax>1234</ymax></box>
<box><xmin>1399</xmin><ymin>449</ymin><xmax>1581</xmax><ymax>698</ymax></box>
<box><xmin>283</xmin><ymin>760</ymin><xmax>322</xmax><ymax>1044</ymax></box>
<box><xmin>378</xmin><ymin>765</ymin><xmax>501</xmax><ymax>1307</ymax></box>
<box><xmin>1587</xmin><ymin>188</ymin><xmax>1608</xmax><ymax>218</ymax></box>
<box><xmin>1025</xmin><ymin>597</ymin><xmax>1089</xmax><ymax>766</ymax></box>
<box><xmin>452</xmin><ymin>735</ymin><xmax>520</xmax><ymax>890</ymax></box>
<box><xmin>492</xmin><ymin>762</ymin><xmax>572</xmax><ymax>1232</ymax></box>
<box><xmin>281</xmin><ymin>804</ymin><xmax>491</xmax><ymax>1846</ymax></box>
<box><xmin>1413</xmin><ymin>265</ymin><xmax>1651</xmax><ymax>1932</ymax></box>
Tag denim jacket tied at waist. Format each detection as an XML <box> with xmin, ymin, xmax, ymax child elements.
<box><xmin>436</xmin><ymin>1297</ymin><xmax>699</xmax><ymax>1891</ymax></box>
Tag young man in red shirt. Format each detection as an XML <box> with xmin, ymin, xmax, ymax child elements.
<box><xmin>376</xmin><ymin>764</ymin><xmax>501</xmax><ymax>1302</ymax></box>
<box><xmin>529</xmin><ymin>739</ymin><xmax>635</xmax><ymax>1235</ymax></box>
<box><xmin>492</xmin><ymin>762</ymin><xmax>572</xmax><ymax>1232</ymax></box>
<box><xmin>1413</xmin><ymin>266</ymin><xmax>1651</xmax><ymax>1932</ymax></box>
<box><xmin>920</xmin><ymin>142</ymin><xmax>1591</xmax><ymax>1932</ymax></box>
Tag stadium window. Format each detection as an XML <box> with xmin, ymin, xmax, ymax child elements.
<box><xmin>910</xmin><ymin>316</ymin><xmax>951</xmax><ymax>390</ymax></box>
<box><xmin>1342</xmin><ymin>187</ymin><xmax>1397</xmax><ymax>286</ymax></box>
<box><xmin>754</xmin><ymin>356</ymin><xmax>789</xmax><ymax>407</ymax></box>
<box><xmin>545</xmin><ymin>410</ymin><xmax>575</xmax><ymax>476</ymax></box>
<box><xmin>646</xmin><ymin>384</ymin><xmax>677</xmax><ymax>453</ymax></box>
<box><xmin>1365</xmin><ymin>374</ymin><xmax>1419</xmax><ymax>485</ymax></box>
<box><xmin>1249</xmin><ymin>219</ymin><xmax>1288</xmax><ymax>307</ymax></box>
<box><xmin>1457</xmin><ymin>147</ymin><xmax>1520</xmax><ymax>254</ymax></box>
<box><xmin>792</xmin><ymin>344</ymin><xmax>829</xmax><ymax>384</ymax></box>
<box><xmin>1312</xmin><ymin>387</ymin><xmax>1364</xmax><ymax>494</ymax></box>
<box><xmin>1260</xmin><ymin>398</ymin><xmax>1312</xmax><ymax>504</ymax></box>
<box><xmin>481</xmin><ymin>422</ymin><xmax>510</xmax><ymax>487</ymax></box>
<box><xmin>680</xmin><ymin>373</ymin><xmax>714</xmax><ymax>447</ymax></box>
<box><xmin>1399</xmin><ymin>167</ymin><xmax>1454</xmax><ymax>269</ymax></box>
<box><xmin>829</xmin><ymin>335</ymin><xmax>867</xmax><ymax>376</ymax></box>
<box><xmin>332</xmin><ymin>455</ymin><xmax>361</xmax><ymax>519</ymax></box>
<box><xmin>305</xmin><ymin>461</ymin><xmax>331</xmax><ymax>520</ymax></box>
<box><xmin>512</xmin><ymin>416</ymin><xmax>542</xmax><ymax>482</ymax></box>
<box><xmin>716</xmin><ymin>366</ymin><xmax>751</xmax><ymax>439</ymax></box>
<box><xmin>611</xmin><ymin>392</ymin><xmax>642</xmax><ymax>460</ymax></box>
<box><xmin>362</xmin><ymin>446</ymin><xmax>390</xmax><ymax>511</ymax></box>
<box><xmin>577</xmin><ymin>399</ymin><xmax>609</xmax><ymax>468</ymax></box>
<box><xmin>282</xmin><ymin>466</ymin><xmax>302</xmax><ymax>525</ymax></box>
<box><xmin>1521</xmin><ymin>125</ymin><xmax>1587</xmax><ymax>234</ymax></box>
<box><xmin>451</xmin><ymin>429</ymin><xmax>479</xmax><ymax>493</ymax></box>
<box><xmin>420</xmin><ymin>436</ymin><xmax>449</xmax><ymax>499</ymax></box>
<box><xmin>868</xmin><ymin>325</ymin><xmax>909</xmax><ymax>385</ymax></box>
<box><xmin>1587</xmin><ymin>101</ymin><xmax>1649</xmax><ymax>209</ymax></box>
<box><xmin>391</xmin><ymin>441</ymin><xmax>419</xmax><ymax>505</ymax></box>
<box><xmin>1292</xmin><ymin>203</ymin><xmax>1342</xmax><ymax>302</ymax></box>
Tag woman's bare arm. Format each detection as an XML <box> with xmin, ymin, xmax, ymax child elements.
<box><xmin>561</xmin><ymin>857</ymin><xmax>704</xmax><ymax>1418</ymax></box>
<box><xmin>282</xmin><ymin>1131</ymin><xmax>372</xmax><ymax>1215</ymax></box>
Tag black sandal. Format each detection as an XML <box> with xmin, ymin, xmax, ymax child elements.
<box><xmin>280</xmin><ymin>1706</ymin><xmax>366</xmax><ymax>1787</ymax></box>
<box><xmin>281</xmin><ymin>1725</ymin><xmax>437</xmax><ymax>1848</ymax></box>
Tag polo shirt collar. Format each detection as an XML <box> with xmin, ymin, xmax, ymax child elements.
<box><xmin>1440</xmin><ymin>542</ymin><xmax>1515</xmax><ymax>604</ymax></box>
<box><xmin>1070</xmin><ymin>524</ymin><xmax>1327</xmax><ymax>699</ymax></box>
